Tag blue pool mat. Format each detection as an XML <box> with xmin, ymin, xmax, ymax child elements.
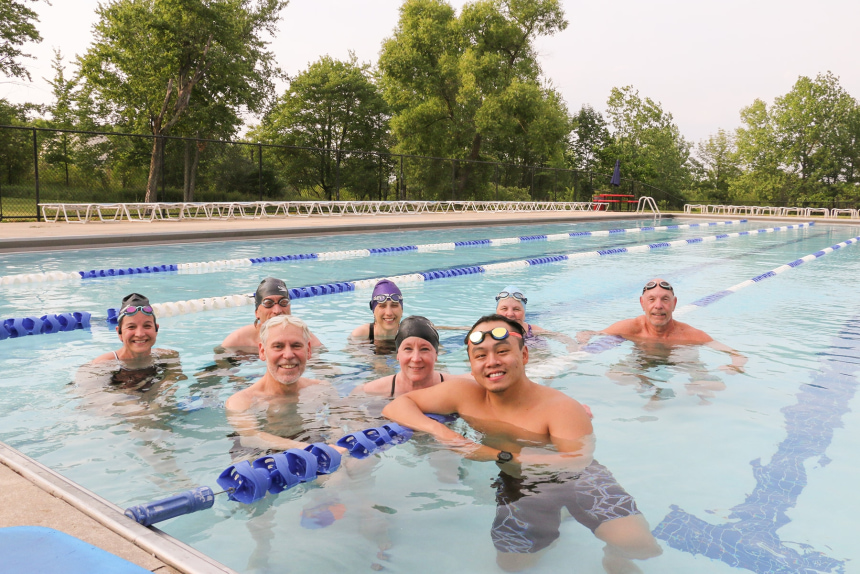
<box><xmin>0</xmin><ymin>526</ymin><xmax>150</xmax><ymax>574</ymax></box>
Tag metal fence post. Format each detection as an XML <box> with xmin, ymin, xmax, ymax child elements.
<box><xmin>451</xmin><ymin>160</ymin><xmax>456</xmax><ymax>201</ymax></box>
<box><xmin>399</xmin><ymin>155</ymin><xmax>404</xmax><ymax>200</ymax></box>
<box><xmin>494</xmin><ymin>164</ymin><xmax>499</xmax><ymax>200</ymax></box>
<box><xmin>33</xmin><ymin>128</ymin><xmax>41</xmax><ymax>221</ymax></box>
<box><xmin>258</xmin><ymin>144</ymin><xmax>263</xmax><ymax>201</ymax></box>
<box><xmin>335</xmin><ymin>149</ymin><xmax>341</xmax><ymax>201</ymax></box>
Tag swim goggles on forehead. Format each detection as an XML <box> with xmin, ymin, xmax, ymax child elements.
<box><xmin>371</xmin><ymin>293</ymin><xmax>403</xmax><ymax>304</ymax></box>
<box><xmin>495</xmin><ymin>291</ymin><xmax>527</xmax><ymax>304</ymax></box>
<box><xmin>642</xmin><ymin>280</ymin><xmax>673</xmax><ymax>293</ymax></box>
<box><xmin>465</xmin><ymin>327</ymin><xmax>523</xmax><ymax>345</ymax></box>
<box><xmin>260</xmin><ymin>298</ymin><xmax>290</xmax><ymax>308</ymax></box>
<box><xmin>117</xmin><ymin>305</ymin><xmax>154</xmax><ymax>320</ymax></box>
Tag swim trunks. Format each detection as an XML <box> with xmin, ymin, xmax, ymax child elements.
<box><xmin>490</xmin><ymin>460</ymin><xmax>641</xmax><ymax>554</ymax></box>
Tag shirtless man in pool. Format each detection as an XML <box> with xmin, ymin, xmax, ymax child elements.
<box><xmin>221</xmin><ymin>277</ymin><xmax>322</xmax><ymax>352</ymax></box>
<box><xmin>383</xmin><ymin>314</ymin><xmax>661</xmax><ymax>572</ymax></box>
<box><xmin>225</xmin><ymin>314</ymin><xmax>340</xmax><ymax>453</ymax></box>
<box><xmin>577</xmin><ymin>278</ymin><xmax>746</xmax><ymax>372</ymax></box>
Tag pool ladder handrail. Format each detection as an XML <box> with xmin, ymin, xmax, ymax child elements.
<box><xmin>636</xmin><ymin>196</ymin><xmax>660</xmax><ymax>216</ymax></box>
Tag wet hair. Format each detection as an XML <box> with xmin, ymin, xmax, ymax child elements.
<box><xmin>395</xmin><ymin>316</ymin><xmax>439</xmax><ymax>352</ymax></box>
<box><xmin>259</xmin><ymin>314</ymin><xmax>311</xmax><ymax>346</ymax></box>
<box><xmin>255</xmin><ymin>277</ymin><xmax>290</xmax><ymax>309</ymax></box>
<box><xmin>465</xmin><ymin>314</ymin><xmax>525</xmax><ymax>348</ymax></box>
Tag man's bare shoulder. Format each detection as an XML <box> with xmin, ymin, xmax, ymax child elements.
<box><xmin>673</xmin><ymin>321</ymin><xmax>713</xmax><ymax>344</ymax></box>
<box><xmin>602</xmin><ymin>317</ymin><xmax>645</xmax><ymax>337</ymax></box>
<box><xmin>225</xmin><ymin>387</ymin><xmax>255</xmax><ymax>412</ymax></box>
<box><xmin>222</xmin><ymin>324</ymin><xmax>257</xmax><ymax>348</ymax></box>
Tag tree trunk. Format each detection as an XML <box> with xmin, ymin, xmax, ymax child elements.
<box><xmin>145</xmin><ymin>136</ymin><xmax>164</xmax><ymax>203</ymax></box>
<box><xmin>183</xmin><ymin>138</ymin><xmax>201</xmax><ymax>202</ymax></box>
<box><xmin>456</xmin><ymin>132</ymin><xmax>483</xmax><ymax>197</ymax></box>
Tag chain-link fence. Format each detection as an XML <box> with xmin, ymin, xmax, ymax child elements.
<box><xmin>1</xmin><ymin>125</ymin><xmax>679</xmax><ymax>220</ymax></box>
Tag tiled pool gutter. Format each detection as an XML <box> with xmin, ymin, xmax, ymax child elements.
<box><xmin>0</xmin><ymin>442</ymin><xmax>237</xmax><ymax>574</ymax></box>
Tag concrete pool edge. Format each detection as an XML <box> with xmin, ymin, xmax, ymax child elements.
<box><xmin>0</xmin><ymin>211</ymin><xmax>652</xmax><ymax>253</ymax></box>
<box><xmin>0</xmin><ymin>442</ymin><xmax>238</xmax><ymax>574</ymax></box>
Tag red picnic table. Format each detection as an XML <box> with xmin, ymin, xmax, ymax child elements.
<box><xmin>591</xmin><ymin>193</ymin><xmax>637</xmax><ymax>211</ymax></box>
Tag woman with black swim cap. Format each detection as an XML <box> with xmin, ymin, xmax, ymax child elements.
<box><xmin>356</xmin><ymin>316</ymin><xmax>470</xmax><ymax>397</ymax></box>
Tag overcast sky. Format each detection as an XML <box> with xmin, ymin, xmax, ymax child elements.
<box><xmin>3</xmin><ymin>0</ymin><xmax>859</xmax><ymax>144</ymax></box>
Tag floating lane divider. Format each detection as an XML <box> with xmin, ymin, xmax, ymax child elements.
<box><xmin>120</xmin><ymin>223</ymin><xmax>811</xmax><ymax>319</ymax></box>
<box><xmin>125</xmin><ymin>420</ymin><xmax>424</xmax><ymax>526</ymax></box>
<box><xmin>0</xmin><ymin>220</ymin><xmax>750</xmax><ymax>286</ymax></box>
<box><xmin>0</xmin><ymin>312</ymin><xmax>91</xmax><ymax>340</ymax></box>
<box><xmin>673</xmin><ymin>234</ymin><xmax>860</xmax><ymax>317</ymax></box>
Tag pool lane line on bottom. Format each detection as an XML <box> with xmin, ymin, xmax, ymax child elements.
<box><xmin>0</xmin><ymin>220</ymin><xmax>751</xmax><ymax>285</ymax></box>
<box><xmin>673</xmin><ymin>234</ymin><xmax>860</xmax><ymax>317</ymax></box>
<box><xmin>0</xmin><ymin>222</ymin><xmax>815</xmax><ymax>340</ymax></box>
<box><xmin>524</xmin><ymin>233</ymin><xmax>860</xmax><ymax>376</ymax></box>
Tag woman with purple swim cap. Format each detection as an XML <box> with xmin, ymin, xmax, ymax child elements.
<box><xmin>350</xmin><ymin>279</ymin><xmax>404</xmax><ymax>350</ymax></box>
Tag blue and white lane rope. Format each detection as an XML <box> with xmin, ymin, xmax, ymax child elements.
<box><xmin>673</xmin><ymin>234</ymin><xmax>860</xmax><ymax>317</ymax></box>
<box><xmin>0</xmin><ymin>220</ymin><xmax>750</xmax><ymax>285</ymax></box>
<box><xmin>141</xmin><ymin>223</ymin><xmax>811</xmax><ymax>319</ymax></box>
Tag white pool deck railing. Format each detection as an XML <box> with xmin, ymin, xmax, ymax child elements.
<box><xmin>684</xmin><ymin>204</ymin><xmax>858</xmax><ymax>219</ymax></box>
<box><xmin>38</xmin><ymin>200</ymin><xmax>625</xmax><ymax>224</ymax></box>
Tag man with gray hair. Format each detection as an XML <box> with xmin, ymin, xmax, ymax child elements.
<box><xmin>225</xmin><ymin>314</ymin><xmax>341</xmax><ymax>453</ymax></box>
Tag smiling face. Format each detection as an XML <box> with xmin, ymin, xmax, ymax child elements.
<box><xmin>639</xmin><ymin>282</ymin><xmax>677</xmax><ymax>328</ymax></box>
<box><xmin>397</xmin><ymin>336</ymin><xmax>438</xmax><ymax>385</ymax></box>
<box><xmin>116</xmin><ymin>314</ymin><xmax>157</xmax><ymax>357</ymax></box>
<box><xmin>373</xmin><ymin>300</ymin><xmax>403</xmax><ymax>331</ymax></box>
<box><xmin>259</xmin><ymin>323</ymin><xmax>310</xmax><ymax>386</ymax></box>
<box><xmin>495</xmin><ymin>298</ymin><xmax>526</xmax><ymax>328</ymax></box>
<box><xmin>466</xmin><ymin>320</ymin><xmax>528</xmax><ymax>394</ymax></box>
<box><xmin>255</xmin><ymin>294</ymin><xmax>291</xmax><ymax>324</ymax></box>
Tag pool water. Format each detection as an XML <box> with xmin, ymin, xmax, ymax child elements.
<box><xmin>1</xmin><ymin>217</ymin><xmax>859</xmax><ymax>574</ymax></box>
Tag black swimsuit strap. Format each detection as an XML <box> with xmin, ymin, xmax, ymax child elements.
<box><xmin>368</xmin><ymin>322</ymin><xmax>375</xmax><ymax>342</ymax></box>
<box><xmin>390</xmin><ymin>373</ymin><xmax>397</xmax><ymax>398</ymax></box>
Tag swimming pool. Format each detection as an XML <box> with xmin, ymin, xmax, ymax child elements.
<box><xmin>1</xmin><ymin>217</ymin><xmax>858</xmax><ymax>573</ymax></box>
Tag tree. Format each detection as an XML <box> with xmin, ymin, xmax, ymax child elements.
<box><xmin>602</xmin><ymin>86</ymin><xmax>691</xmax><ymax>199</ymax></box>
<box><xmin>690</xmin><ymin>129</ymin><xmax>741</xmax><ymax>203</ymax></box>
<box><xmin>42</xmin><ymin>50</ymin><xmax>77</xmax><ymax>186</ymax></box>
<box><xmin>378</xmin><ymin>0</ymin><xmax>570</xmax><ymax>198</ymax></box>
<box><xmin>568</xmin><ymin>104</ymin><xmax>609</xmax><ymax>172</ymax></box>
<box><xmin>79</xmin><ymin>0</ymin><xmax>286</xmax><ymax>202</ymax></box>
<box><xmin>0</xmin><ymin>0</ymin><xmax>42</xmax><ymax>81</ymax></box>
<box><xmin>256</xmin><ymin>55</ymin><xmax>389</xmax><ymax>200</ymax></box>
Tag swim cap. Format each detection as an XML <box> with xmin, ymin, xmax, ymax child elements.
<box><xmin>395</xmin><ymin>316</ymin><xmax>439</xmax><ymax>352</ymax></box>
<box><xmin>255</xmin><ymin>277</ymin><xmax>290</xmax><ymax>308</ymax></box>
<box><xmin>120</xmin><ymin>293</ymin><xmax>151</xmax><ymax>310</ymax></box>
<box><xmin>496</xmin><ymin>285</ymin><xmax>527</xmax><ymax>306</ymax></box>
<box><xmin>370</xmin><ymin>279</ymin><xmax>403</xmax><ymax>311</ymax></box>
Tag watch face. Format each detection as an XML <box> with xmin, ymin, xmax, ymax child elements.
<box><xmin>497</xmin><ymin>451</ymin><xmax>513</xmax><ymax>463</ymax></box>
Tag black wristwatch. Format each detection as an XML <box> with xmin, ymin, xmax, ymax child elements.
<box><xmin>496</xmin><ymin>450</ymin><xmax>513</xmax><ymax>464</ymax></box>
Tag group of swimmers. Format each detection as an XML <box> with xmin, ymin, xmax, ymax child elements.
<box><xmin>91</xmin><ymin>275</ymin><xmax>746</xmax><ymax>573</ymax></box>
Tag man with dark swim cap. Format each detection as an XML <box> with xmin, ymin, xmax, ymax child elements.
<box><xmin>356</xmin><ymin>316</ymin><xmax>471</xmax><ymax>397</ymax></box>
<box><xmin>350</xmin><ymin>279</ymin><xmax>404</xmax><ymax>347</ymax></box>
<box><xmin>384</xmin><ymin>314</ymin><xmax>660</xmax><ymax>571</ymax></box>
<box><xmin>222</xmin><ymin>277</ymin><xmax>322</xmax><ymax>351</ymax></box>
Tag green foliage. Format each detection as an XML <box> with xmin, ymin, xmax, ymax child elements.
<box><xmin>689</xmin><ymin>129</ymin><xmax>741</xmax><ymax>203</ymax></box>
<box><xmin>733</xmin><ymin>72</ymin><xmax>860</xmax><ymax>205</ymax></box>
<box><xmin>568</xmin><ymin>104</ymin><xmax>609</xmax><ymax>173</ymax></box>
<box><xmin>0</xmin><ymin>0</ymin><xmax>42</xmax><ymax>81</ymax></box>
<box><xmin>255</xmin><ymin>55</ymin><xmax>390</xmax><ymax>200</ymax></box>
<box><xmin>602</xmin><ymin>86</ymin><xmax>691</xmax><ymax>201</ymax></box>
<box><xmin>78</xmin><ymin>0</ymin><xmax>287</xmax><ymax>200</ymax></box>
<box><xmin>379</xmin><ymin>0</ymin><xmax>570</xmax><ymax>197</ymax></box>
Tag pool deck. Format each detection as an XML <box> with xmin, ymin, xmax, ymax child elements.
<box><xmin>0</xmin><ymin>209</ymin><xmax>653</xmax><ymax>252</ymax></box>
<box><xmin>1</xmin><ymin>207</ymin><xmax>857</xmax><ymax>573</ymax></box>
